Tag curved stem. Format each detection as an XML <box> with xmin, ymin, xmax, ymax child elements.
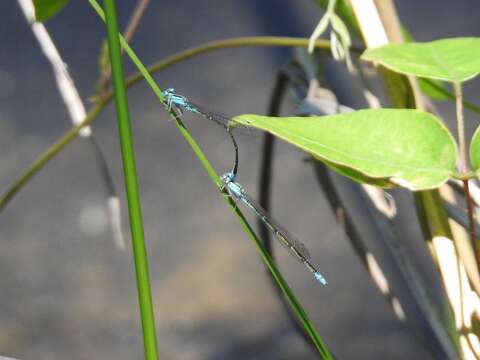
<box><xmin>122</xmin><ymin>37</ymin><xmax>342</xmax><ymax>95</ymax></box>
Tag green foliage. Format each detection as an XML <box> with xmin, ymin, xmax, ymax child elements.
<box><xmin>362</xmin><ymin>37</ymin><xmax>480</xmax><ymax>82</ymax></box>
<box><xmin>33</xmin><ymin>0</ymin><xmax>70</xmax><ymax>22</ymax></box>
<box><xmin>470</xmin><ymin>126</ymin><xmax>480</xmax><ymax>172</ymax></box>
<box><xmin>234</xmin><ymin>109</ymin><xmax>458</xmax><ymax>190</ymax></box>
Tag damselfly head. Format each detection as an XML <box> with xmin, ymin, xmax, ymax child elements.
<box><xmin>163</xmin><ymin>88</ymin><xmax>175</xmax><ymax>111</ymax></box>
<box><xmin>220</xmin><ymin>172</ymin><xmax>235</xmax><ymax>184</ymax></box>
<box><xmin>162</xmin><ymin>88</ymin><xmax>176</xmax><ymax>97</ymax></box>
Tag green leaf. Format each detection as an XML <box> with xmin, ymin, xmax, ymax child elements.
<box><xmin>233</xmin><ymin>109</ymin><xmax>458</xmax><ymax>190</ymax></box>
<box><xmin>470</xmin><ymin>125</ymin><xmax>480</xmax><ymax>172</ymax></box>
<box><xmin>361</xmin><ymin>37</ymin><xmax>480</xmax><ymax>83</ymax></box>
<box><xmin>33</xmin><ymin>0</ymin><xmax>70</xmax><ymax>22</ymax></box>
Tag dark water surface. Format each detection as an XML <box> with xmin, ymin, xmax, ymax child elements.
<box><xmin>0</xmin><ymin>1</ymin><xmax>479</xmax><ymax>359</ymax></box>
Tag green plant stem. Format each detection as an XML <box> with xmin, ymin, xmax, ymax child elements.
<box><xmin>103</xmin><ymin>0</ymin><xmax>158</xmax><ymax>359</ymax></box>
<box><xmin>455</xmin><ymin>82</ymin><xmax>467</xmax><ymax>174</ymax></box>
<box><xmin>119</xmin><ymin>37</ymin><xmax>341</xmax><ymax>97</ymax></box>
<box><xmin>88</xmin><ymin>0</ymin><xmax>332</xmax><ymax>357</ymax></box>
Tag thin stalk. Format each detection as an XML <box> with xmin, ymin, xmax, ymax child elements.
<box><xmin>88</xmin><ymin>0</ymin><xmax>333</xmax><ymax>357</ymax></box>
<box><xmin>121</xmin><ymin>37</ymin><xmax>349</xmax><ymax>98</ymax></box>
<box><xmin>99</xmin><ymin>36</ymin><xmax>337</xmax><ymax>97</ymax></box>
<box><xmin>103</xmin><ymin>0</ymin><xmax>158</xmax><ymax>359</ymax></box>
<box><xmin>455</xmin><ymin>82</ymin><xmax>467</xmax><ymax>174</ymax></box>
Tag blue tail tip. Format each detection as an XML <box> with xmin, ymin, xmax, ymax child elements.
<box><xmin>314</xmin><ymin>272</ymin><xmax>327</xmax><ymax>286</ymax></box>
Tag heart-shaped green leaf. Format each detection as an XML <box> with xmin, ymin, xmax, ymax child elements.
<box><xmin>362</xmin><ymin>37</ymin><xmax>480</xmax><ymax>83</ymax></box>
<box><xmin>233</xmin><ymin>109</ymin><xmax>458</xmax><ymax>190</ymax></box>
<box><xmin>33</xmin><ymin>0</ymin><xmax>70</xmax><ymax>22</ymax></box>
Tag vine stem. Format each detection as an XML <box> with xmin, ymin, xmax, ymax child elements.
<box><xmin>455</xmin><ymin>82</ymin><xmax>480</xmax><ymax>277</ymax></box>
<box><xmin>455</xmin><ymin>82</ymin><xmax>467</xmax><ymax>174</ymax></box>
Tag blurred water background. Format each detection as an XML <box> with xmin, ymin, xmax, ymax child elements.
<box><xmin>0</xmin><ymin>1</ymin><xmax>479</xmax><ymax>359</ymax></box>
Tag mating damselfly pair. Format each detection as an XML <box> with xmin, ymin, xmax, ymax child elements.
<box><xmin>163</xmin><ymin>88</ymin><xmax>327</xmax><ymax>285</ymax></box>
